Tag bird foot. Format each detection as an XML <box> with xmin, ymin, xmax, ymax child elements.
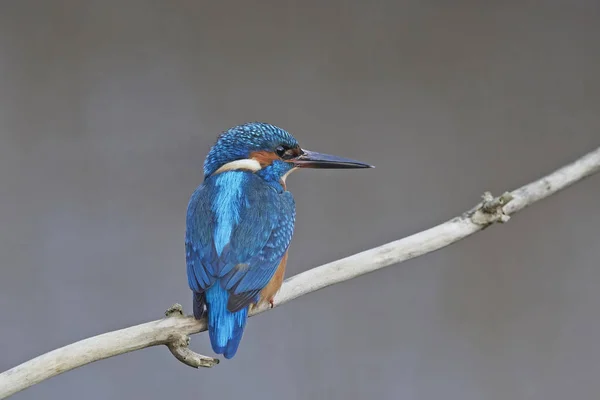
<box><xmin>249</xmin><ymin>298</ymin><xmax>275</xmax><ymax>311</ymax></box>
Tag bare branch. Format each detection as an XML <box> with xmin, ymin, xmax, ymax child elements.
<box><xmin>1</xmin><ymin>146</ymin><xmax>599</xmax><ymax>399</ymax></box>
<box><xmin>164</xmin><ymin>304</ymin><xmax>219</xmax><ymax>368</ymax></box>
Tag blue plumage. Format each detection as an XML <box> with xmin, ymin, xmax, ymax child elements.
<box><xmin>186</xmin><ymin>122</ymin><xmax>371</xmax><ymax>358</ymax></box>
<box><xmin>204</xmin><ymin>284</ymin><xmax>248</xmax><ymax>357</ymax></box>
<box><xmin>186</xmin><ymin>171</ymin><xmax>295</xmax><ymax>358</ymax></box>
<box><xmin>186</xmin><ymin>137</ymin><xmax>295</xmax><ymax>357</ymax></box>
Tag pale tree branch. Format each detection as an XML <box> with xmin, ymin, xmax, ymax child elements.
<box><xmin>1</xmin><ymin>146</ymin><xmax>599</xmax><ymax>399</ymax></box>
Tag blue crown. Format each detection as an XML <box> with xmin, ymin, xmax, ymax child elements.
<box><xmin>203</xmin><ymin>122</ymin><xmax>298</xmax><ymax>177</ymax></box>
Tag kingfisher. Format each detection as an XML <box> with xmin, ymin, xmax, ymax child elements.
<box><xmin>185</xmin><ymin>122</ymin><xmax>372</xmax><ymax>359</ymax></box>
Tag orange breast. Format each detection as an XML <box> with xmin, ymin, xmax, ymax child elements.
<box><xmin>258</xmin><ymin>251</ymin><xmax>288</xmax><ymax>306</ymax></box>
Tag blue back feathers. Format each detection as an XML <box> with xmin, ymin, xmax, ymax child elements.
<box><xmin>186</xmin><ymin>123</ymin><xmax>297</xmax><ymax>358</ymax></box>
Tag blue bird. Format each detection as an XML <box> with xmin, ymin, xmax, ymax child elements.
<box><xmin>186</xmin><ymin>122</ymin><xmax>372</xmax><ymax>358</ymax></box>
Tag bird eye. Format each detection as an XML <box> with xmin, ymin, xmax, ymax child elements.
<box><xmin>276</xmin><ymin>145</ymin><xmax>298</xmax><ymax>160</ymax></box>
<box><xmin>275</xmin><ymin>145</ymin><xmax>287</xmax><ymax>157</ymax></box>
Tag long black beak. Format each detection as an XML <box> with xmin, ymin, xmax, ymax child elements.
<box><xmin>293</xmin><ymin>149</ymin><xmax>374</xmax><ymax>169</ymax></box>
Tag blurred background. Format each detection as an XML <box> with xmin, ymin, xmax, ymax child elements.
<box><xmin>1</xmin><ymin>1</ymin><xmax>599</xmax><ymax>399</ymax></box>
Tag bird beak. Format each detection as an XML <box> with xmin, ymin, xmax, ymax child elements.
<box><xmin>292</xmin><ymin>149</ymin><xmax>374</xmax><ymax>169</ymax></box>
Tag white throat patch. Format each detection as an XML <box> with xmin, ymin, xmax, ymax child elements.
<box><xmin>214</xmin><ymin>159</ymin><xmax>262</xmax><ymax>174</ymax></box>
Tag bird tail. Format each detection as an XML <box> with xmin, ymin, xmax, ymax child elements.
<box><xmin>204</xmin><ymin>283</ymin><xmax>248</xmax><ymax>359</ymax></box>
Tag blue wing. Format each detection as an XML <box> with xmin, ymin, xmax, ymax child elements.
<box><xmin>186</xmin><ymin>171</ymin><xmax>295</xmax><ymax>312</ymax></box>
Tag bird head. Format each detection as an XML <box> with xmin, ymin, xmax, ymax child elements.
<box><xmin>203</xmin><ymin>122</ymin><xmax>372</xmax><ymax>183</ymax></box>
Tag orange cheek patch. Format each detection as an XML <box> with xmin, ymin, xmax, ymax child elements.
<box><xmin>250</xmin><ymin>150</ymin><xmax>279</xmax><ymax>167</ymax></box>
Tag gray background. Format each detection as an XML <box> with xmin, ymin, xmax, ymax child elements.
<box><xmin>1</xmin><ymin>1</ymin><xmax>599</xmax><ymax>399</ymax></box>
